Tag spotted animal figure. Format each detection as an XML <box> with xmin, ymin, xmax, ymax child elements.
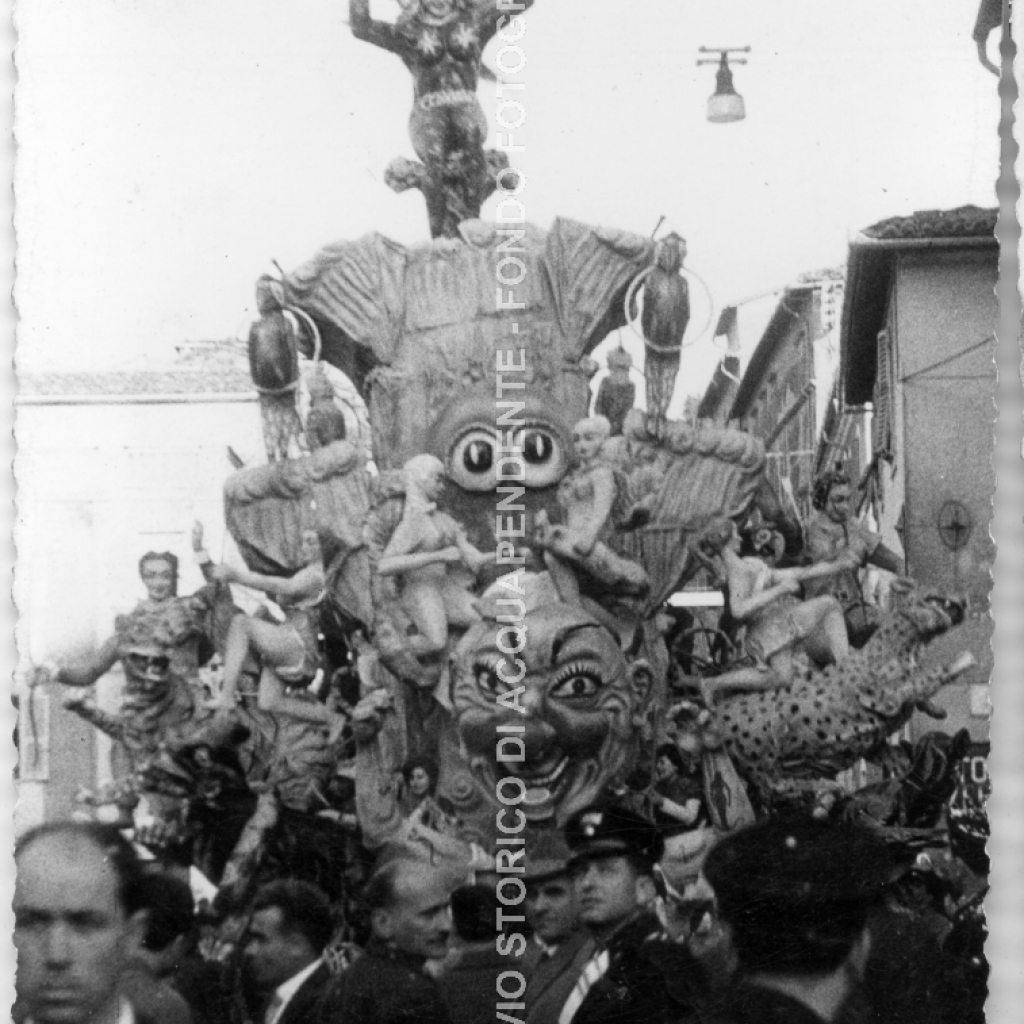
<box><xmin>713</xmin><ymin>582</ymin><xmax>976</xmax><ymax>795</ymax></box>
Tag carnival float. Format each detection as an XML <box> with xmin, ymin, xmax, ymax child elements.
<box><xmin>36</xmin><ymin>0</ymin><xmax>984</xmax><ymax>940</ymax></box>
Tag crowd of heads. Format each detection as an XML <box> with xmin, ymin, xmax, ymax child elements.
<box><xmin>15</xmin><ymin>793</ymin><xmax>985</xmax><ymax>1024</ymax></box>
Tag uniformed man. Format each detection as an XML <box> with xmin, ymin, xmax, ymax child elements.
<box><xmin>701</xmin><ymin>815</ymin><xmax>891</xmax><ymax>1024</ymax></box>
<box><xmin>556</xmin><ymin>804</ymin><xmax>707</xmax><ymax>1024</ymax></box>
<box><xmin>522</xmin><ymin>833</ymin><xmax>596</xmax><ymax>1024</ymax></box>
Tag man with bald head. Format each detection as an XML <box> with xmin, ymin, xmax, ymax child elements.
<box><xmin>14</xmin><ymin>822</ymin><xmax>149</xmax><ymax>1024</ymax></box>
<box><xmin>321</xmin><ymin>857</ymin><xmax>453</xmax><ymax>1024</ymax></box>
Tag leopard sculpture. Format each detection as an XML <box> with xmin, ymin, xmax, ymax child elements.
<box><xmin>711</xmin><ymin>580</ymin><xmax>976</xmax><ymax>798</ymax></box>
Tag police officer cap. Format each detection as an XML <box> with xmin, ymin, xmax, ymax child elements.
<box><xmin>704</xmin><ymin>815</ymin><xmax>892</xmax><ymax>929</ymax></box>
<box><xmin>564</xmin><ymin>803</ymin><xmax>664</xmax><ymax>869</ymax></box>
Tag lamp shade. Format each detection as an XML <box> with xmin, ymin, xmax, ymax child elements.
<box><xmin>708</xmin><ymin>92</ymin><xmax>745</xmax><ymax>122</ymax></box>
<box><xmin>707</xmin><ymin>56</ymin><xmax>745</xmax><ymax>123</ymax></box>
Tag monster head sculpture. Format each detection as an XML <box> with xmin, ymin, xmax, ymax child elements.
<box><xmin>450</xmin><ymin>573</ymin><xmax>657</xmax><ymax>828</ymax></box>
<box><xmin>278</xmin><ymin>218</ymin><xmax>655</xmax><ymax>550</ymax></box>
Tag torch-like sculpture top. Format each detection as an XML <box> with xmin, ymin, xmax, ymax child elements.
<box><xmin>350</xmin><ymin>0</ymin><xmax>536</xmax><ymax>238</ymax></box>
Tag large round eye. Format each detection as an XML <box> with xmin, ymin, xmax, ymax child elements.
<box><xmin>520</xmin><ymin>427</ymin><xmax>566</xmax><ymax>488</ymax></box>
<box><xmin>550</xmin><ymin>667</ymin><xmax>604</xmax><ymax>700</ymax></box>
<box><xmin>447</xmin><ymin>423</ymin><xmax>567</xmax><ymax>491</ymax></box>
<box><xmin>523</xmin><ymin>430</ymin><xmax>553</xmax><ymax>464</ymax></box>
<box><xmin>448</xmin><ymin>429</ymin><xmax>498</xmax><ymax>492</ymax></box>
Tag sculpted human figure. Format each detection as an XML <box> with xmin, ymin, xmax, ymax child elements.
<box><xmin>202</xmin><ymin>525</ymin><xmax>348</xmax><ymax>741</ymax></box>
<box><xmin>349</xmin><ymin>0</ymin><xmax>537</xmax><ymax>236</ymax></box>
<box><xmin>34</xmin><ymin>529</ymin><xmax>224</xmax><ymax>699</ymax></box>
<box><xmin>803</xmin><ymin>466</ymin><xmax>904</xmax><ymax>646</ymax></box>
<box><xmin>376</xmin><ymin>454</ymin><xmax>492</xmax><ymax>659</ymax></box>
<box><xmin>593</xmin><ymin>346</ymin><xmax>635</xmax><ymax>437</ymax></box>
<box><xmin>641</xmin><ymin>233</ymin><xmax>690</xmax><ymax>437</ymax></box>
<box><xmin>533</xmin><ymin>416</ymin><xmax>648</xmax><ymax>604</ymax></box>
<box><xmin>697</xmin><ymin>516</ymin><xmax>857</xmax><ymax>683</ymax></box>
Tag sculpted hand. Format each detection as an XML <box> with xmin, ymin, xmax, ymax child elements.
<box><xmin>210</xmin><ymin>564</ymin><xmax>236</xmax><ymax>584</ymax></box>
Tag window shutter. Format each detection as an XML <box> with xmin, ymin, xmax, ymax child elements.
<box><xmin>872</xmin><ymin>329</ymin><xmax>893</xmax><ymax>458</ymax></box>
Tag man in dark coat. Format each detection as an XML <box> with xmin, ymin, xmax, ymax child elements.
<box><xmin>321</xmin><ymin>858</ymin><xmax>452</xmax><ymax>1024</ymax></box>
<box><xmin>523</xmin><ymin>834</ymin><xmax>596</xmax><ymax>1024</ymax></box>
<box><xmin>701</xmin><ymin>816</ymin><xmax>891</xmax><ymax>1024</ymax></box>
<box><xmin>557</xmin><ymin>804</ymin><xmax>707</xmax><ymax>1024</ymax></box>
<box><xmin>242</xmin><ymin>880</ymin><xmax>335</xmax><ymax>1024</ymax></box>
<box><xmin>437</xmin><ymin>884</ymin><xmax>527</xmax><ymax>1024</ymax></box>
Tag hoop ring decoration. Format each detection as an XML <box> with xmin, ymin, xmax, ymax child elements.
<box><xmin>624</xmin><ymin>265</ymin><xmax>715</xmax><ymax>351</ymax></box>
<box><xmin>251</xmin><ymin>306</ymin><xmax>323</xmax><ymax>397</ymax></box>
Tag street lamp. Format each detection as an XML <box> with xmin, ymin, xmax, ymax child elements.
<box><xmin>698</xmin><ymin>47</ymin><xmax>750</xmax><ymax>123</ymax></box>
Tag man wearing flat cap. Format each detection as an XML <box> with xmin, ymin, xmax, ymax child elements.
<box><xmin>556</xmin><ymin>804</ymin><xmax>707</xmax><ymax>1024</ymax></box>
<box><xmin>702</xmin><ymin>816</ymin><xmax>891</xmax><ymax>1024</ymax></box>
<box><xmin>523</xmin><ymin>833</ymin><xmax>596</xmax><ymax>1024</ymax></box>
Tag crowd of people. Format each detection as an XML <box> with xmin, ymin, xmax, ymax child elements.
<box><xmin>14</xmin><ymin>798</ymin><xmax>986</xmax><ymax>1024</ymax></box>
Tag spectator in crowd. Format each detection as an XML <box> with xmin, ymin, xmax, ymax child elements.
<box><xmin>650</xmin><ymin>744</ymin><xmax>707</xmax><ymax>829</ymax></box>
<box><xmin>322</xmin><ymin>858</ymin><xmax>453</xmax><ymax>1024</ymax></box>
<box><xmin>437</xmin><ymin>883</ymin><xmax>524</xmax><ymax>1024</ymax></box>
<box><xmin>242</xmin><ymin>881</ymin><xmax>334</xmax><ymax>1024</ymax></box>
<box><xmin>14</xmin><ymin>822</ymin><xmax>149</xmax><ymax>1024</ymax></box>
<box><xmin>120</xmin><ymin>872</ymin><xmax>196</xmax><ymax>1024</ymax></box>
<box><xmin>558</xmin><ymin>804</ymin><xmax>707</xmax><ymax>1024</ymax></box>
<box><xmin>702</xmin><ymin>815</ymin><xmax>891</xmax><ymax>1024</ymax></box>
<box><xmin>522</xmin><ymin>834</ymin><xmax>596</xmax><ymax>1024</ymax></box>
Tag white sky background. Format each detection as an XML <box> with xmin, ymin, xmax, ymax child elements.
<box><xmin>14</xmin><ymin>0</ymin><xmax>1000</xmax><ymax>400</ymax></box>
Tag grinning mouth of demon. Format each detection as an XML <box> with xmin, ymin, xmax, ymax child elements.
<box><xmin>451</xmin><ymin>574</ymin><xmax>656</xmax><ymax>831</ymax></box>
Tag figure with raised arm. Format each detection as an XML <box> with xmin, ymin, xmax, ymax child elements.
<box><xmin>533</xmin><ymin>415</ymin><xmax>649</xmax><ymax>604</ymax></box>
<box><xmin>803</xmin><ymin>464</ymin><xmax>904</xmax><ymax>646</ymax></box>
<box><xmin>200</xmin><ymin>525</ymin><xmax>347</xmax><ymax>741</ymax></box>
<box><xmin>33</xmin><ymin>525</ymin><xmax>225</xmax><ymax>698</ymax></box>
<box><xmin>349</xmin><ymin>0</ymin><xmax>536</xmax><ymax>236</ymax></box>
<box><xmin>375</xmin><ymin>453</ymin><xmax>492</xmax><ymax>659</ymax></box>
<box><xmin>697</xmin><ymin>516</ymin><xmax>858</xmax><ymax>683</ymax></box>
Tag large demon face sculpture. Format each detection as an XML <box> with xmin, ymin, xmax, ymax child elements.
<box><xmin>450</xmin><ymin>574</ymin><xmax>655</xmax><ymax>826</ymax></box>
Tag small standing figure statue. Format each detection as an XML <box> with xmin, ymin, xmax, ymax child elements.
<box><xmin>594</xmin><ymin>345</ymin><xmax>636</xmax><ymax>437</ymax></box>
<box><xmin>349</xmin><ymin>0</ymin><xmax>536</xmax><ymax>238</ymax></box>
<box><xmin>376</xmin><ymin>454</ymin><xmax>493</xmax><ymax>659</ymax></box>
<box><xmin>641</xmin><ymin>233</ymin><xmax>690</xmax><ymax>437</ymax></box>
<box><xmin>534</xmin><ymin>416</ymin><xmax>649</xmax><ymax>604</ymax></box>
<box><xmin>249</xmin><ymin>276</ymin><xmax>307</xmax><ymax>463</ymax></box>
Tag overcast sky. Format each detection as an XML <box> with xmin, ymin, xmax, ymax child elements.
<box><xmin>14</xmin><ymin>0</ymin><xmax>1000</xmax><ymax>398</ymax></box>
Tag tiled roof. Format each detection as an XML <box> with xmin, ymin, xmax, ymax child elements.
<box><xmin>861</xmin><ymin>205</ymin><xmax>998</xmax><ymax>242</ymax></box>
<box><xmin>19</xmin><ymin>368</ymin><xmax>255</xmax><ymax>397</ymax></box>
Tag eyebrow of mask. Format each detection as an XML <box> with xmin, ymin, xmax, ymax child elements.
<box><xmin>550</xmin><ymin>623</ymin><xmax>606</xmax><ymax>663</ymax></box>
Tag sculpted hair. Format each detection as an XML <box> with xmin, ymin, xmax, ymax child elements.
<box><xmin>15</xmin><ymin>821</ymin><xmax>146</xmax><ymax>917</ymax></box>
<box><xmin>251</xmin><ymin>880</ymin><xmax>334</xmax><ymax>954</ymax></box>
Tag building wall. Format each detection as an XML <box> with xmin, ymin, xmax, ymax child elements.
<box><xmin>14</xmin><ymin>398</ymin><xmax>264</xmax><ymax>833</ymax></box>
<box><xmin>878</xmin><ymin>248</ymin><xmax>997</xmax><ymax>742</ymax></box>
<box><xmin>739</xmin><ymin>291</ymin><xmax>841</xmax><ymax>520</ymax></box>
